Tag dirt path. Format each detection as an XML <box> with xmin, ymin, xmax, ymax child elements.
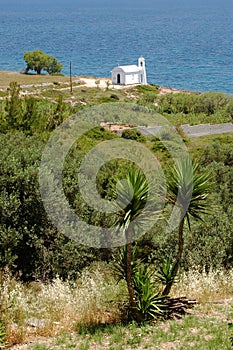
<box><xmin>80</xmin><ymin>77</ymin><xmax>111</xmax><ymax>88</ymax></box>
<box><xmin>80</xmin><ymin>77</ymin><xmax>142</xmax><ymax>90</ymax></box>
<box><xmin>80</xmin><ymin>78</ymin><xmax>187</xmax><ymax>95</ymax></box>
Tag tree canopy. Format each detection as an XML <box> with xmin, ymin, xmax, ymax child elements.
<box><xmin>23</xmin><ymin>50</ymin><xmax>63</xmax><ymax>75</ymax></box>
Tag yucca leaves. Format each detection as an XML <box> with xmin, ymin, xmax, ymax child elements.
<box><xmin>111</xmin><ymin>168</ymin><xmax>162</xmax><ymax>322</ymax></box>
<box><xmin>156</xmin><ymin>257</ymin><xmax>177</xmax><ymax>286</ymax></box>
<box><xmin>112</xmin><ymin>245</ymin><xmax>144</xmax><ymax>282</ymax></box>
<box><xmin>166</xmin><ymin>157</ymin><xmax>212</xmax><ymax>228</ymax></box>
<box><xmin>113</xmin><ymin>168</ymin><xmax>150</xmax><ymax>229</ymax></box>
<box><xmin>133</xmin><ymin>265</ymin><xmax>165</xmax><ymax>319</ymax></box>
<box><xmin>111</xmin><ymin>159</ymin><xmax>211</xmax><ymax>313</ymax></box>
<box><xmin>163</xmin><ymin>157</ymin><xmax>212</xmax><ymax>295</ymax></box>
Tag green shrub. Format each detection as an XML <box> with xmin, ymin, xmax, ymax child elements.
<box><xmin>121</xmin><ymin>128</ymin><xmax>146</xmax><ymax>142</ymax></box>
<box><xmin>136</xmin><ymin>84</ymin><xmax>159</xmax><ymax>93</ymax></box>
<box><xmin>98</xmin><ymin>96</ymin><xmax>119</xmax><ymax>103</ymax></box>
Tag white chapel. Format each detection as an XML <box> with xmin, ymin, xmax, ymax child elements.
<box><xmin>111</xmin><ymin>57</ymin><xmax>147</xmax><ymax>85</ymax></box>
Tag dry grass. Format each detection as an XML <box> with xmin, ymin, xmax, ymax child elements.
<box><xmin>1</xmin><ymin>265</ymin><xmax>233</xmax><ymax>348</ymax></box>
<box><xmin>0</xmin><ymin>71</ymin><xmax>72</xmax><ymax>88</ymax></box>
<box><xmin>0</xmin><ymin>263</ymin><xmax>125</xmax><ymax>346</ymax></box>
<box><xmin>172</xmin><ymin>269</ymin><xmax>233</xmax><ymax>303</ymax></box>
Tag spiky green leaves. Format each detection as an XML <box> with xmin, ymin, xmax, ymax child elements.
<box><xmin>114</xmin><ymin>168</ymin><xmax>149</xmax><ymax>228</ymax></box>
<box><xmin>166</xmin><ymin>157</ymin><xmax>212</xmax><ymax>229</ymax></box>
<box><xmin>112</xmin><ymin>167</ymin><xmax>162</xmax><ymax>238</ymax></box>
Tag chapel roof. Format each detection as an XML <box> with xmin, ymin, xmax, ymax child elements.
<box><xmin>113</xmin><ymin>65</ymin><xmax>142</xmax><ymax>73</ymax></box>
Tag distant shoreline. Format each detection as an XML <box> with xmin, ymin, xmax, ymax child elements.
<box><xmin>0</xmin><ymin>70</ymin><xmax>192</xmax><ymax>95</ymax></box>
<box><xmin>0</xmin><ymin>70</ymin><xmax>230</xmax><ymax>95</ymax></box>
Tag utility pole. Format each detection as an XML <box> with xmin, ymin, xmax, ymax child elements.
<box><xmin>70</xmin><ymin>61</ymin><xmax>73</xmax><ymax>94</ymax></box>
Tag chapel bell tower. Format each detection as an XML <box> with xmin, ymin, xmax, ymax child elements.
<box><xmin>138</xmin><ymin>56</ymin><xmax>147</xmax><ymax>85</ymax></box>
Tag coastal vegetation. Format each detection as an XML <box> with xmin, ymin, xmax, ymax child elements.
<box><xmin>0</xmin><ymin>75</ymin><xmax>232</xmax><ymax>347</ymax></box>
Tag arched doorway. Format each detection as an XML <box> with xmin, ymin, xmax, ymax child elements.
<box><xmin>117</xmin><ymin>73</ymin><xmax>121</xmax><ymax>84</ymax></box>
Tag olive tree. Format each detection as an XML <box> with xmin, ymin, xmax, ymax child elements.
<box><xmin>23</xmin><ymin>50</ymin><xmax>63</xmax><ymax>75</ymax></box>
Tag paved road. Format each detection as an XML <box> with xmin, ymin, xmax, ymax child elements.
<box><xmin>180</xmin><ymin>123</ymin><xmax>233</xmax><ymax>137</ymax></box>
<box><xmin>136</xmin><ymin>123</ymin><xmax>233</xmax><ymax>137</ymax></box>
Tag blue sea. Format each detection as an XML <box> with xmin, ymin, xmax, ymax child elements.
<box><xmin>0</xmin><ymin>0</ymin><xmax>233</xmax><ymax>93</ymax></box>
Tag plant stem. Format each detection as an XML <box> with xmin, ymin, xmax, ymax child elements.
<box><xmin>162</xmin><ymin>217</ymin><xmax>184</xmax><ymax>296</ymax></box>
<box><xmin>125</xmin><ymin>226</ymin><xmax>141</xmax><ymax>322</ymax></box>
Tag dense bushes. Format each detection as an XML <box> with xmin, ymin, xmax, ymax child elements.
<box><xmin>0</xmin><ymin>83</ymin><xmax>232</xmax><ymax>282</ymax></box>
<box><xmin>1</xmin><ymin>131</ymin><xmax>232</xmax><ymax>281</ymax></box>
<box><xmin>137</xmin><ymin>90</ymin><xmax>233</xmax><ymax>124</ymax></box>
<box><xmin>156</xmin><ymin>92</ymin><xmax>233</xmax><ymax>117</ymax></box>
<box><xmin>0</xmin><ymin>82</ymin><xmax>74</xmax><ymax>135</ymax></box>
<box><xmin>0</xmin><ymin>133</ymin><xmax>108</xmax><ymax>281</ymax></box>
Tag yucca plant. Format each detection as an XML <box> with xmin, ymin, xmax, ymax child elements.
<box><xmin>112</xmin><ymin>245</ymin><xmax>144</xmax><ymax>283</ymax></box>
<box><xmin>163</xmin><ymin>157</ymin><xmax>211</xmax><ymax>295</ymax></box>
<box><xmin>156</xmin><ymin>257</ymin><xmax>177</xmax><ymax>295</ymax></box>
<box><xmin>112</xmin><ymin>246</ymin><xmax>165</xmax><ymax>321</ymax></box>
<box><xmin>112</xmin><ymin>167</ymin><xmax>158</xmax><ymax>322</ymax></box>
<box><xmin>133</xmin><ymin>265</ymin><xmax>165</xmax><ymax>320</ymax></box>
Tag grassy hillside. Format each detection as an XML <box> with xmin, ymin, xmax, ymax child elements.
<box><xmin>0</xmin><ymin>71</ymin><xmax>72</xmax><ymax>88</ymax></box>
